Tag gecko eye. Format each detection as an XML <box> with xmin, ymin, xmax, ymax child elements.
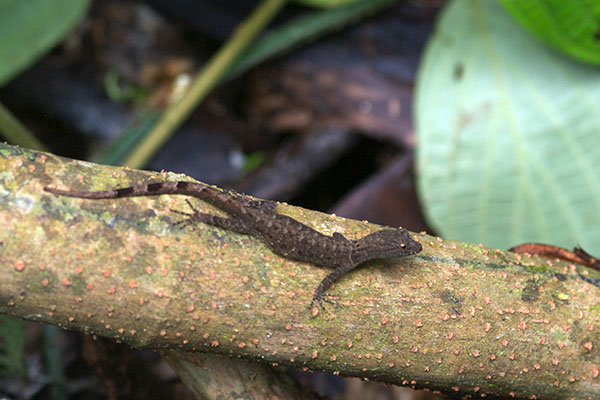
<box><xmin>400</xmin><ymin>243</ymin><xmax>406</xmax><ymax>249</ymax></box>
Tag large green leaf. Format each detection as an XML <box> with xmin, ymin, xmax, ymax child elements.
<box><xmin>294</xmin><ymin>0</ymin><xmax>360</xmax><ymax>8</ymax></box>
<box><xmin>0</xmin><ymin>0</ymin><xmax>90</xmax><ymax>87</ymax></box>
<box><xmin>501</xmin><ymin>0</ymin><xmax>600</xmax><ymax>65</ymax></box>
<box><xmin>415</xmin><ymin>0</ymin><xmax>600</xmax><ymax>252</ymax></box>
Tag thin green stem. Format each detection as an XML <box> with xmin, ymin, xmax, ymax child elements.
<box><xmin>122</xmin><ymin>0</ymin><xmax>286</xmax><ymax>168</ymax></box>
<box><xmin>0</xmin><ymin>102</ymin><xmax>47</xmax><ymax>151</ymax></box>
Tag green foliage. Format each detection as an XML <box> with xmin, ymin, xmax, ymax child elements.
<box><xmin>501</xmin><ymin>0</ymin><xmax>600</xmax><ymax>65</ymax></box>
<box><xmin>0</xmin><ymin>0</ymin><xmax>90</xmax><ymax>87</ymax></box>
<box><xmin>43</xmin><ymin>325</ymin><xmax>66</xmax><ymax>400</ymax></box>
<box><xmin>104</xmin><ymin>0</ymin><xmax>398</xmax><ymax>167</ymax></box>
<box><xmin>415</xmin><ymin>0</ymin><xmax>600</xmax><ymax>252</ymax></box>
<box><xmin>103</xmin><ymin>71</ymin><xmax>149</xmax><ymax>104</ymax></box>
<box><xmin>225</xmin><ymin>0</ymin><xmax>399</xmax><ymax>81</ymax></box>
<box><xmin>95</xmin><ymin>113</ymin><xmax>160</xmax><ymax>165</ymax></box>
<box><xmin>0</xmin><ymin>315</ymin><xmax>25</xmax><ymax>377</ymax></box>
<box><xmin>294</xmin><ymin>0</ymin><xmax>361</xmax><ymax>8</ymax></box>
<box><xmin>242</xmin><ymin>151</ymin><xmax>266</xmax><ymax>173</ymax></box>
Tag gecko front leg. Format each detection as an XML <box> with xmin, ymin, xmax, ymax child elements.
<box><xmin>310</xmin><ymin>263</ymin><xmax>355</xmax><ymax>309</ymax></box>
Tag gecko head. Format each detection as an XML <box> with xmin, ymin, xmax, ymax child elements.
<box><xmin>351</xmin><ymin>229</ymin><xmax>422</xmax><ymax>264</ymax></box>
<box><xmin>373</xmin><ymin>229</ymin><xmax>422</xmax><ymax>255</ymax></box>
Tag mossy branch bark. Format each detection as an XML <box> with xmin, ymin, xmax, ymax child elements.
<box><xmin>0</xmin><ymin>143</ymin><xmax>599</xmax><ymax>399</ymax></box>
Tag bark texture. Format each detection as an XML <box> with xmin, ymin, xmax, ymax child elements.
<box><xmin>0</xmin><ymin>143</ymin><xmax>599</xmax><ymax>399</ymax></box>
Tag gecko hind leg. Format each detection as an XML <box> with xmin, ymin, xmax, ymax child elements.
<box><xmin>171</xmin><ymin>199</ymin><xmax>252</xmax><ymax>234</ymax></box>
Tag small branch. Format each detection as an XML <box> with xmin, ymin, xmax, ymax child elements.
<box><xmin>160</xmin><ymin>350</ymin><xmax>313</xmax><ymax>399</ymax></box>
<box><xmin>1</xmin><ymin>143</ymin><xmax>599</xmax><ymax>399</ymax></box>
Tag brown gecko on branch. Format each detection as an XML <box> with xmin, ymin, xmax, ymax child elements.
<box><xmin>44</xmin><ymin>181</ymin><xmax>422</xmax><ymax>308</ymax></box>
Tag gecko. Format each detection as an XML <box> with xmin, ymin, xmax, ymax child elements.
<box><xmin>44</xmin><ymin>181</ymin><xmax>422</xmax><ymax>308</ymax></box>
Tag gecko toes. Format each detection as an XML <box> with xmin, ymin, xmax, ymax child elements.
<box><xmin>170</xmin><ymin>209</ymin><xmax>199</xmax><ymax>230</ymax></box>
<box><xmin>170</xmin><ymin>208</ymin><xmax>194</xmax><ymax>217</ymax></box>
<box><xmin>170</xmin><ymin>199</ymin><xmax>203</xmax><ymax>229</ymax></box>
<box><xmin>310</xmin><ymin>293</ymin><xmax>336</xmax><ymax>313</ymax></box>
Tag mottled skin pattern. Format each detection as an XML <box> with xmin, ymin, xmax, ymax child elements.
<box><xmin>45</xmin><ymin>181</ymin><xmax>422</xmax><ymax>307</ymax></box>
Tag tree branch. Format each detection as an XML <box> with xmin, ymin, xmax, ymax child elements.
<box><xmin>1</xmin><ymin>143</ymin><xmax>599</xmax><ymax>399</ymax></box>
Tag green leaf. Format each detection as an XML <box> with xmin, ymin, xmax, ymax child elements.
<box><xmin>415</xmin><ymin>0</ymin><xmax>600</xmax><ymax>252</ymax></box>
<box><xmin>0</xmin><ymin>0</ymin><xmax>91</xmax><ymax>87</ymax></box>
<box><xmin>501</xmin><ymin>0</ymin><xmax>600</xmax><ymax>65</ymax></box>
<box><xmin>103</xmin><ymin>71</ymin><xmax>149</xmax><ymax>104</ymax></box>
<box><xmin>225</xmin><ymin>0</ymin><xmax>399</xmax><ymax>82</ymax></box>
<box><xmin>293</xmin><ymin>0</ymin><xmax>361</xmax><ymax>8</ymax></box>
<box><xmin>242</xmin><ymin>151</ymin><xmax>266</xmax><ymax>173</ymax></box>
<box><xmin>94</xmin><ymin>112</ymin><xmax>160</xmax><ymax>166</ymax></box>
<box><xmin>0</xmin><ymin>315</ymin><xmax>25</xmax><ymax>377</ymax></box>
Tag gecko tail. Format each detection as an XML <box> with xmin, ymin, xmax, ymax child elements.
<box><xmin>44</xmin><ymin>186</ymin><xmax>125</xmax><ymax>198</ymax></box>
<box><xmin>44</xmin><ymin>181</ymin><xmax>208</xmax><ymax>199</ymax></box>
